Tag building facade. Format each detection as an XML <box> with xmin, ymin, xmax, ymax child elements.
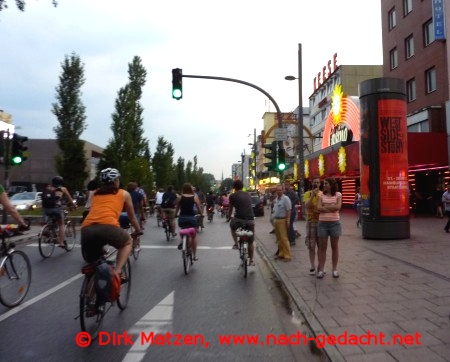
<box><xmin>6</xmin><ymin>139</ymin><xmax>103</xmax><ymax>191</ymax></box>
<box><xmin>381</xmin><ymin>0</ymin><xmax>450</xmax><ymax>210</ymax></box>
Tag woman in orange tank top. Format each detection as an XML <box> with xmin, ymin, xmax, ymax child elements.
<box><xmin>81</xmin><ymin>168</ymin><xmax>142</xmax><ymax>274</ymax></box>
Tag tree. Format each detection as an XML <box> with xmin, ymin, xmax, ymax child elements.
<box><xmin>98</xmin><ymin>56</ymin><xmax>151</xmax><ymax>189</ymax></box>
<box><xmin>51</xmin><ymin>52</ymin><xmax>88</xmax><ymax>192</ymax></box>
<box><xmin>152</xmin><ymin>136</ymin><xmax>174</xmax><ymax>188</ymax></box>
<box><xmin>0</xmin><ymin>0</ymin><xmax>57</xmax><ymax>11</ymax></box>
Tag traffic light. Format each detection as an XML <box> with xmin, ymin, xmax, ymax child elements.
<box><xmin>172</xmin><ymin>68</ymin><xmax>183</xmax><ymax>100</ymax></box>
<box><xmin>11</xmin><ymin>133</ymin><xmax>28</xmax><ymax>165</ymax></box>
<box><xmin>263</xmin><ymin>141</ymin><xmax>277</xmax><ymax>171</ymax></box>
<box><xmin>277</xmin><ymin>147</ymin><xmax>286</xmax><ymax>172</ymax></box>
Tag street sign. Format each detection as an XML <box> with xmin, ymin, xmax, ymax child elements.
<box><xmin>274</xmin><ymin>128</ymin><xmax>287</xmax><ymax>141</ymax></box>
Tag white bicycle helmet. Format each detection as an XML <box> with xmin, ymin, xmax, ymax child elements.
<box><xmin>100</xmin><ymin>168</ymin><xmax>121</xmax><ymax>183</ymax></box>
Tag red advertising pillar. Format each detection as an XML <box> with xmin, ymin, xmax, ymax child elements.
<box><xmin>359</xmin><ymin>78</ymin><xmax>410</xmax><ymax>239</ymax></box>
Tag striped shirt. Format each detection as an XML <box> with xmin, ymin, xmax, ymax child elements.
<box><xmin>318</xmin><ymin>192</ymin><xmax>341</xmax><ymax>222</ymax></box>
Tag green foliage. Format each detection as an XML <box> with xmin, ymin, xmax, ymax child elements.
<box><xmin>51</xmin><ymin>52</ymin><xmax>88</xmax><ymax>192</ymax></box>
<box><xmin>220</xmin><ymin>178</ymin><xmax>234</xmax><ymax>194</ymax></box>
<box><xmin>99</xmin><ymin>56</ymin><xmax>151</xmax><ymax>188</ymax></box>
<box><xmin>0</xmin><ymin>0</ymin><xmax>57</xmax><ymax>11</ymax></box>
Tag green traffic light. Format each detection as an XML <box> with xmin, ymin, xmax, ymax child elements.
<box><xmin>11</xmin><ymin>156</ymin><xmax>23</xmax><ymax>165</ymax></box>
<box><xmin>277</xmin><ymin>163</ymin><xmax>286</xmax><ymax>171</ymax></box>
<box><xmin>172</xmin><ymin>88</ymin><xmax>182</xmax><ymax>99</ymax></box>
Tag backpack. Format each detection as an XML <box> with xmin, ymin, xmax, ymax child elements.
<box><xmin>161</xmin><ymin>191</ymin><xmax>176</xmax><ymax>209</ymax></box>
<box><xmin>42</xmin><ymin>187</ymin><xmax>58</xmax><ymax>208</ymax></box>
<box><xmin>94</xmin><ymin>260</ymin><xmax>121</xmax><ymax>303</ymax></box>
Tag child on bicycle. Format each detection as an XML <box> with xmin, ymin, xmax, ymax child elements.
<box><xmin>81</xmin><ymin>168</ymin><xmax>142</xmax><ymax>275</ymax></box>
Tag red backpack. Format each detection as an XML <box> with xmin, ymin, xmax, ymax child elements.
<box><xmin>94</xmin><ymin>261</ymin><xmax>121</xmax><ymax>303</ymax></box>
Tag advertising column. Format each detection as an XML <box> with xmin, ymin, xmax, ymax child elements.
<box><xmin>359</xmin><ymin>78</ymin><xmax>410</xmax><ymax>239</ymax></box>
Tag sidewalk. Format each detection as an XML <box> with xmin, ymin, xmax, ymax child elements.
<box><xmin>255</xmin><ymin>209</ymin><xmax>450</xmax><ymax>362</ymax></box>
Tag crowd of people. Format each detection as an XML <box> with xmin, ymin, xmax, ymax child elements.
<box><xmin>15</xmin><ymin>169</ymin><xmax>347</xmax><ymax>279</ymax></box>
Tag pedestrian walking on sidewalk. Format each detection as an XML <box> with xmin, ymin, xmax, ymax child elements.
<box><xmin>442</xmin><ymin>184</ymin><xmax>450</xmax><ymax>232</ymax></box>
<box><xmin>304</xmin><ymin>177</ymin><xmax>321</xmax><ymax>275</ymax></box>
<box><xmin>271</xmin><ymin>184</ymin><xmax>292</xmax><ymax>262</ymax></box>
<box><xmin>317</xmin><ymin>178</ymin><xmax>342</xmax><ymax>278</ymax></box>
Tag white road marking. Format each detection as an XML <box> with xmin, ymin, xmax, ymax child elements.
<box><xmin>26</xmin><ymin>243</ymin><xmax>234</xmax><ymax>250</ymax></box>
<box><xmin>122</xmin><ymin>291</ymin><xmax>174</xmax><ymax>362</ymax></box>
<box><xmin>0</xmin><ymin>273</ymin><xmax>83</xmax><ymax>322</ymax></box>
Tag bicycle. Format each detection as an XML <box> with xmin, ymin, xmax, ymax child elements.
<box><xmin>235</xmin><ymin>227</ymin><xmax>254</xmax><ymax>278</ymax></box>
<box><xmin>162</xmin><ymin>214</ymin><xmax>172</xmax><ymax>241</ymax></box>
<box><xmin>78</xmin><ymin>233</ymin><xmax>141</xmax><ymax>339</ymax></box>
<box><xmin>0</xmin><ymin>224</ymin><xmax>32</xmax><ymax>307</ymax></box>
<box><xmin>207</xmin><ymin>206</ymin><xmax>214</xmax><ymax>222</ymax></box>
<box><xmin>38</xmin><ymin>209</ymin><xmax>76</xmax><ymax>258</ymax></box>
<box><xmin>120</xmin><ymin>217</ymin><xmax>141</xmax><ymax>261</ymax></box>
<box><xmin>179</xmin><ymin>226</ymin><xmax>196</xmax><ymax>275</ymax></box>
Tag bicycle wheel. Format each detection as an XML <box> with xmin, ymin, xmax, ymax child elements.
<box><xmin>242</xmin><ymin>242</ymin><xmax>248</xmax><ymax>278</ymax></box>
<box><xmin>117</xmin><ymin>258</ymin><xmax>131</xmax><ymax>310</ymax></box>
<box><xmin>132</xmin><ymin>235</ymin><xmax>141</xmax><ymax>261</ymax></box>
<box><xmin>0</xmin><ymin>250</ymin><xmax>32</xmax><ymax>307</ymax></box>
<box><xmin>79</xmin><ymin>275</ymin><xmax>104</xmax><ymax>339</ymax></box>
<box><xmin>164</xmin><ymin>223</ymin><xmax>171</xmax><ymax>242</ymax></box>
<box><xmin>182</xmin><ymin>236</ymin><xmax>190</xmax><ymax>275</ymax></box>
<box><xmin>64</xmin><ymin>221</ymin><xmax>76</xmax><ymax>251</ymax></box>
<box><xmin>38</xmin><ymin>224</ymin><xmax>56</xmax><ymax>259</ymax></box>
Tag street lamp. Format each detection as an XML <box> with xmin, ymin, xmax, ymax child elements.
<box><xmin>285</xmin><ymin>43</ymin><xmax>304</xmax><ymax>204</ymax></box>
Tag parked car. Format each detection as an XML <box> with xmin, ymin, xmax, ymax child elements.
<box><xmin>9</xmin><ymin>191</ymin><xmax>43</xmax><ymax>211</ymax></box>
<box><xmin>7</xmin><ymin>185</ymin><xmax>27</xmax><ymax>197</ymax></box>
<box><xmin>73</xmin><ymin>191</ymin><xmax>86</xmax><ymax>206</ymax></box>
<box><xmin>251</xmin><ymin>195</ymin><xmax>265</xmax><ymax>217</ymax></box>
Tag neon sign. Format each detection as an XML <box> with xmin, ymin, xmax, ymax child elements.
<box><xmin>313</xmin><ymin>53</ymin><xmax>338</xmax><ymax>91</ymax></box>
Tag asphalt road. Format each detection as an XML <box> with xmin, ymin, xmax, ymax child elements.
<box><xmin>0</xmin><ymin>215</ymin><xmax>323</xmax><ymax>362</ymax></box>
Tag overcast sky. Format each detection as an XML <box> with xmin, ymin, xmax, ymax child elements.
<box><xmin>0</xmin><ymin>0</ymin><xmax>382</xmax><ymax>180</ymax></box>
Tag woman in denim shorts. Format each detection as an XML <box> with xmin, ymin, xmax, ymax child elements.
<box><xmin>316</xmin><ymin>178</ymin><xmax>342</xmax><ymax>279</ymax></box>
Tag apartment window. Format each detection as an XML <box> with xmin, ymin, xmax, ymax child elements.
<box><xmin>405</xmin><ymin>34</ymin><xmax>414</xmax><ymax>58</ymax></box>
<box><xmin>424</xmin><ymin>19</ymin><xmax>435</xmax><ymax>46</ymax></box>
<box><xmin>388</xmin><ymin>7</ymin><xmax>397</xmax><ymax>30</ymax></box>
<box><xmin>425</xmin><ymin>67</ymin><xmax>437</xmax><ymax>93</ymax></box>
<box><xmin>403</xmin><ymin>0</ymin><xmax>412</xmax><ymax>16</ymax></box>
<box><xmin>406</xmin><ymin>78</ymin><xmax>416</xmax><ymax>102</ymax></box>
<box><xmin>390</xmin><ymin>48</ymin><xmax>398</xmax><ymax>70</ymax></box>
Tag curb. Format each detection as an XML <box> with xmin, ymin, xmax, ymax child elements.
<box><xmin>255</xmin><ymin>237</ymin><xmax>345</xmax><ymax>362</ymax></box>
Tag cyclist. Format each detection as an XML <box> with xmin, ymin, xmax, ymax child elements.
<box><xmin>0</xmin><ymin>183</ymin><xmax>29</xmax><ymax>230</ymax></box>
<box><xmin>155</xmin><ymin>187</ymin><xmax>164</xmax><ymax>222</ymax></box>
<box><xmin>228</xmin><ymin>179</ymin><xmax>256</xmax><ymax>266</ymax></box>
<box><xmin>42</xmin><ymin>176</ymin><xmax>76</xmax><ymax>249</ymax></box>
<box><xmin>205</xmin><ymin>191</ymin><xmax>215</xmax><ymax>218</ymax></box>
<box><xmin>161</xmin><ymin>185</ymin><xmax>178</xmax><ymax>237</ymax></box>
<box><xmin>81</xmin><ymin>168</ymin><xmax>142</xmax><ymax>274</ymax></box>
<box><xmin>175</xmin><ymin>182</ymin><xmax>203</xmax><ymax>261</ymax></box>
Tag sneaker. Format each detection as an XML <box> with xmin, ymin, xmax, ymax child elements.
<box><xmin>309</xmin><ymin>268</ymin><xmax>316</xmax><ymax>275</ymax></box>
<box><xmin>316</xmin><ymin>271</ymin><xmax>325</xmax><ymax>279</ymax></box>
<box><xmin>269</xmin><ymin>230</ymin><xmax>275</xmax><ymax>234</ymax></box>
<box><xmin>332</xmin><ymin>270</ymin><xmax>339</xmax><ymax>278</ymax></box>
<box><xmin>134</xmin><ymin>245</ymin><xmax>141</xmax><ymax>252</ymax></box>
<box><xmin>177</xmin><ymin>243</ymin><xmax>182</xmax><ymax>250</ymax></box>
<box><xmin>248</xmin><ymin>260</ymin><xmax>255</xmax><ymax>266</ymax></box>
<box><xmin>172</xmin><ymin>233</ymin><xmax>177</xmax><ymax>237</ymax></box>
<box><xmin>232</xmin><ymin>244</ymin><xmax>239</xmax><ymax>250</ymax></box>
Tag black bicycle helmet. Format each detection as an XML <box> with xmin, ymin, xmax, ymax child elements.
<box><xmin>100</xmin><ymin>168</ymin><xmax>121</xmax><ymax>184</ymax></box>
<box><xmin>52</xmin><ymin>176</ymin><xmax>64</xmax><ymax>187</ymax></box>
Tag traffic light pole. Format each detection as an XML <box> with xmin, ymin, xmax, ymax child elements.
<box><xmin>2</xmin><ymin>130</ymin><xmax>10</xmax><ymax>224</ymax></box>
<box><xmin>183</xmin><ymin>75</ymin><xmax>283</xmax><ymax>126</ymax></box>
<box><xmin>181</xmin><ymin>74</ymin><xmax>285</xmax><ymax>181</ymax></box>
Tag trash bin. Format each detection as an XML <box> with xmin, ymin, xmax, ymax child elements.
<box><xmin>296</xmin><ymin>204</ymin><xmax>303</xmax><ymax>221</ymax></box>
